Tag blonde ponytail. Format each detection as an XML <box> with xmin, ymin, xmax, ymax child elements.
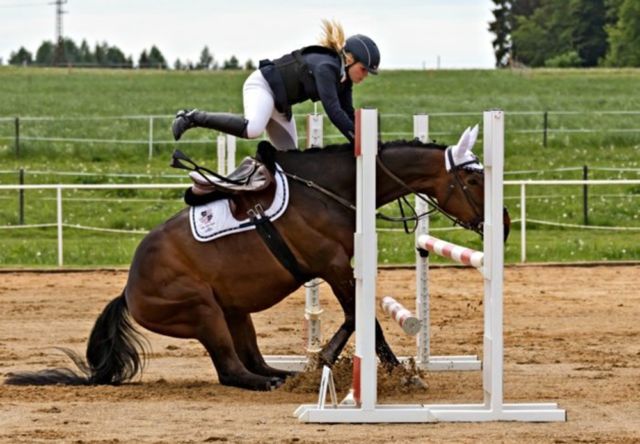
<box><xmin>319</xmin><ymin>19</ymin><xmax>346</xmax><ymax>53</ymax></box>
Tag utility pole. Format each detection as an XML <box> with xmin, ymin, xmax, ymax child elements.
<box><xmin>51</xmin><ymin>0</ymin><xmax>68</xmax><ymax>65</ymax></box>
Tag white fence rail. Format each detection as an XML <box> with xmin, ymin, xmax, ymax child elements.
<box><xmin>504</xmin><ymin>179</ymin><xmax>640</xmax><ymax>262</ymax></box>
<box><xmin>3</xmin><ymin>110</ymin><xmax>640</xmax><ymax>158</ymax></box>
<box><xmin>1</xmin><ymin>179</ymin><xmax>640</xmax><ymax>266</ymax></box>
<box><xmin>0</xmin><ymin>183</ymin><xmax>184</xmax><ymax>266</ymax></box>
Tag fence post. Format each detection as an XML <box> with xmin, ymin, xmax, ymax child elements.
<box><xmin>57</xmin><ymin>187</ymin><xmax>64</xmax><ymax>267</ymax></box>
<box><xmin>543</xmin><ymin>111</ymin><xmax>548</xmax><ymax>147</ymax></box>
<box><xmin>18</xmin><ymin>168</ymin><xmax>24</xmax><ymax>225</ymax></box>
<box><xmin>226</xmin><ymin>135</ymin><xmax>236</xmax><ymax>173</ymax></box>
<box><xmin>14</xmin><ymin>117</ymin><xmax>20</xmax><ymax>157</ymax></box>
<box><xmin>148</xmin><ymin>116</ymin><xmax>154</xmax><ymax>160</ymax></box>
<box><xmin>217</xmin><ymin>135</ymin><xmax>226</xmax><ymax>175</ymax></box>
<box><xmin>520</xmin><ymin>183</ymin><xmax>526</xmax><ymax>263</ymax></box>
<box><xmin>583</xmin><ymin>165</ymin><xmax>589</xmax><ymax>226</ymax></box>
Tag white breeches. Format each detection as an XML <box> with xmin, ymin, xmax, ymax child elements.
<box><xmin>242</xmin><ymin>69</ymin><xmax>298</xmax><ymax>150</ymax></box>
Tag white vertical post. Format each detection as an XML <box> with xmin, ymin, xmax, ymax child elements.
<box><xmin>305</xmin><ymin>113</ymin><xmax>324</xmax><ymax>352</ymax></box>
<box><xmin>520</xmin><ymin>183</ymin><xmax>526</xmax><ymax>263</ymax></box>
<box><xmin>148</xmin><ymin>116</ymin><xmax>154</xmax><ymax>160</ymax></box>
<box><xmin>482</xmin><ymin>110</ymin><xmax>504</xmax><ymax>414</ymax></box>
<box><xmin>413</xmin><ymin>115</ymin><xmax>430</xmax><ymax>366</ymax></box>
<box><xmin>353</xmin><ymin>108</ymin><xmax>378</xmax><ymax>409</ymax></box>
<box><xmin>56</xmin><ymin>187</ymin><xmax>63</xmax><ymax>267</ymax></box>
<box><xmin>226</xmin><ymin>135</ymin><xmax>236</xmax><ymax>174</ymax></box>
<box><xmin>306</xmin><ymin>114</ymin><xmax>324</xmax><ymax>148</ymax></box>
<box><xmin>216</xmin><ymin>135</ymin><xmax>226</xmax><ymax>175</ymax></box>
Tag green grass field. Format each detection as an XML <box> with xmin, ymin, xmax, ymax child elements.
<box><xmin>1</xmin><ymin>66</ymin><xmax>639</xmax><ymax>267</ymax></box>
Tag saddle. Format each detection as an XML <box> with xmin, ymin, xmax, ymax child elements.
<box><xmin>188</xmin><ymin>157</ymin><xmax>273</xmax><ymax>196</ymax></box>
<box><xmin>172</xmin><ymin>142</ymin><xmax>280</xmax><ymax>220</ymax></box>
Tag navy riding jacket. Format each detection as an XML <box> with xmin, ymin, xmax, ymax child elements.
<box><xmin>259</xmin><ymin>46</ymin><xmax>355</xmax><ymax>143</ymax></box>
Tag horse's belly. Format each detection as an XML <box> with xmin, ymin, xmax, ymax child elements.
<box><xmin>213</xmin><ymin>272</ymin><xmax>300</xmax><ymax>314</ymax></box>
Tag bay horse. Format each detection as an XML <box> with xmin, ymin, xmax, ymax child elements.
<box><xmin>5</xmin><ymin>135</ymin><xmax>510</xmax><ymax>391</ymax></box>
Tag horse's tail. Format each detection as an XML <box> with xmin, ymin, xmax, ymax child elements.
<box><xmin>4</xmin><ymin>291</ymin><xmax>149</xmax><ymax>386</ymax></box>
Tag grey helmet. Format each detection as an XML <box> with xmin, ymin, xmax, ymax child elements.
<box><xmin>344</xmin><ymin>34</ymin><xmax>380</xmax><ymax>74</ymax></box>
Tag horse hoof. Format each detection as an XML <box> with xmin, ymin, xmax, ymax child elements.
<box><xmin>268</xmin><ymin>376</ymin><xmax>284</xmax><ymax>390</ymax></box>
<box><xmin>408</xmin><ymin>375</ymin><xmax>428</xmax><ymax>389</ymax></box>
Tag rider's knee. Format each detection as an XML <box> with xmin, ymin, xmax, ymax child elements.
<box><xmin>245</xmin><ymin>120</ymin><xmax>266</xmax><ymax>139</ymax></box>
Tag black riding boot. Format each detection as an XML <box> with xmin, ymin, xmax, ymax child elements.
<box><xmin>172</xmin><ymin>109</ymin><xmax>249</xmax><ymax>141</ymax></box>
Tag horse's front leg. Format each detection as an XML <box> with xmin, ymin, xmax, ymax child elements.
<box><xmin>319</xmin><ymin>263</ymin><xmax>400</xmax><ymax>368</ymax></box>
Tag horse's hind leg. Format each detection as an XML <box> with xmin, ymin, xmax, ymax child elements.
<box><xmin>128</xmin><ymin>282</ymin><xmax>280</xmax><ymax>391</ymax></box>
<box><xmin>195</xmin><ymin>298</ymin><xmax>283</xmax><ymax>391</ymax></box>
<box><xmin>225</xmin><ymin>312</ymin><xmax>295</xmax><ymax>380</ymax></box>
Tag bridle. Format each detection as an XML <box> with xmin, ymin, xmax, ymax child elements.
<box><xmin>285</xmin><ymin>145</ymin><xmax>485</xmax><ymax>237</ymax></box>
<box><xmin>375</xmin><ymin>147</ymin><xmax>484</xmax><ymax>236</ymax></box>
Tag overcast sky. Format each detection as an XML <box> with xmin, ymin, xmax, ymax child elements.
<box><xmin>0</xmin><ymin>0</ymin><xmax>497</xmax><ymax>69</ymax></box>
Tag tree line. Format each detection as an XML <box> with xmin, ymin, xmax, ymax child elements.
<box><xmin>489</xmin><ymin>0</ymin><xmax>640</xmax><ymax>67</ymax></box>
<box><xmin>6</xmin><ymin>38</ymin><xmax>255</xmax><ymax>70</ymax></box>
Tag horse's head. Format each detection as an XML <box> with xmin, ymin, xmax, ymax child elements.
<box><xmin>430</xmin><ymin>126</ymin><xmax>511</xmax><ymax>241</ymax></box>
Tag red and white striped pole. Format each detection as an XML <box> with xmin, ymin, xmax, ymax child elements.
<box><xmin>417</xmin><ymin>234</ymin><xmax>484</xmax><ymax>268</ymax></box>
<box><xmin>381</xmin><ymin>296</ymin><xmax>421</xmax><ymax>336</ymax></box>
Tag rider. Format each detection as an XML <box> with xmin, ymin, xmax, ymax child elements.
<box><xmin>171</xmin><ymin>20</ymin><xmax>380</xmax><ymax>150</ymax></box>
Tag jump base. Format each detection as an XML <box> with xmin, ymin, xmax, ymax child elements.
<box><xmin>295</xmin><ymin>403</ymin><xmax>566</xmax><ymax>423</ymax></box>
<box><xmin>265</xmin><ymin>355</ymin><xmax>481</xmax><ymax>372</ymax></box>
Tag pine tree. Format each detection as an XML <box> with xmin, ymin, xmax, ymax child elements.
<box><xmin>223</xmin><ymin>55</ymin><xmax>240</xmax><ymax>70</ymax></box>
<box><xmin>488</xmin><ymin>0</ymin><xmax>512</xmax><ymax>67</ymax></box>
<box><xmin>35</xmin><ymin>41</ymin><xmax>55</xmax><ymax>65</ymax></box>
<box><xmin>605</xmin><ymin>0</ymin><xmax>640</xmax><ymax>66</ymax></box>
<box><xmin>147</xmin><ymin>46</ymin><xmax>167</xmax><ymax>69</ymax></box>
<box><xmin>198</xmin><ymin>46</ymin><xmax>214</xmax><ymax>70</ymax></box>
<box><xmin>8</xmin><ymin>47</ymin><xmax>32</xmax><ymax>65</ymax></box>
<box><xmin>570</xmin><ymin>0</ymin><xmax>608</xmax><ymax>66</ymax></box>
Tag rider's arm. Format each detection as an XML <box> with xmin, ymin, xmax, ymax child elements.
<box><xmin>313</xmin><ymin>63</ymin><xmax>355</xmax><ymax>143</ymax></box>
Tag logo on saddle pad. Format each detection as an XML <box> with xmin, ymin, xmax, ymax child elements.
<box><xmin>198</xmin><ymin>208</ymin><xmax>215</xmax><ymax>226</ymax></box>
<box><xmin>189</xmin><ymin>166</ymin><xmax>289</xmax><ymax>242</ymax></box>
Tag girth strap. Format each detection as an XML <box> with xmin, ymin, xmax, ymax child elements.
<box><xmin>248</xmin><ymin>205</ymin><xmax>309</xmax><ymax>283</ymax></box>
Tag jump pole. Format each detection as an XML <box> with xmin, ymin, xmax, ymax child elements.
<box><xmin>413</xmin><ymin>114</ymin><xmax>481</xmax><ymax>372</ymax></box>
<box><xmin>381</xmin><ymin>296</ymin><xmax>421</xmax><ymax>336</ymax></box>
<box><xmin>296</xmin><ymin>109</ymin><xmax>566</xmax><ymax>422</ymax></box>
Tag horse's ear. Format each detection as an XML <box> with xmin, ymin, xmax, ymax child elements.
<box><xmin>467</xmin><ymin>124</ymin><xmax>479</xmax><ymax>153</ymax></box>
<box><xmin>452</xmin><ymin>127</ymin><xmax>471</xmax><ymax>159</ymax></box>
<box><xmin>452</xmin><ymin>124</ymin><xmax>479</xmax><ymax>158</ymax></box>
<box><xmin>446</xmin><ymin>125</ymin><xmax>483</xmax><ymax>172</ymax></box>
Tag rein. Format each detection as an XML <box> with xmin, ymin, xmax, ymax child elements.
<box><xmin>375</xmin><ymin>153</ymin><xmax>484</xmax><ymax>236</ymax></box>
<box><xmin>283</xmin><ymin>171</ymin><xmax>356</xmax><ymax>212</ymax></box>
<box><xmin>284</xmin><ymin>148</ymin><xmax>484</xmax><ymax>236</ymax></box>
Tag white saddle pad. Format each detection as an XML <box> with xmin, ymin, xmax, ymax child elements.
<box><xmin>189</xmin><ymin>165</ymin><xmax>289</xmax><ymax>242</ymax></box>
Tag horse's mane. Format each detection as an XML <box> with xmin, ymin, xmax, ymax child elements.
<box><xmin>265</xmin><ymin>139</ymin><xmax>447</xmax><ymax>157</ymax></box>
<box><xmin>258</xmin><ymin>139</ymin><xmax>448</xmax><ymax>171</ymax></box>
<box><xmin>381</xmin><ymin>139</ymin><xmax>447</xmax><ymax>151</ymax></box>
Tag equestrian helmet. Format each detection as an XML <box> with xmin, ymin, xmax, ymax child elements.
<box><xmin>344</xmin><ymin>34</ymin><xmax>380</xmax><ymax>74</ymax></box>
